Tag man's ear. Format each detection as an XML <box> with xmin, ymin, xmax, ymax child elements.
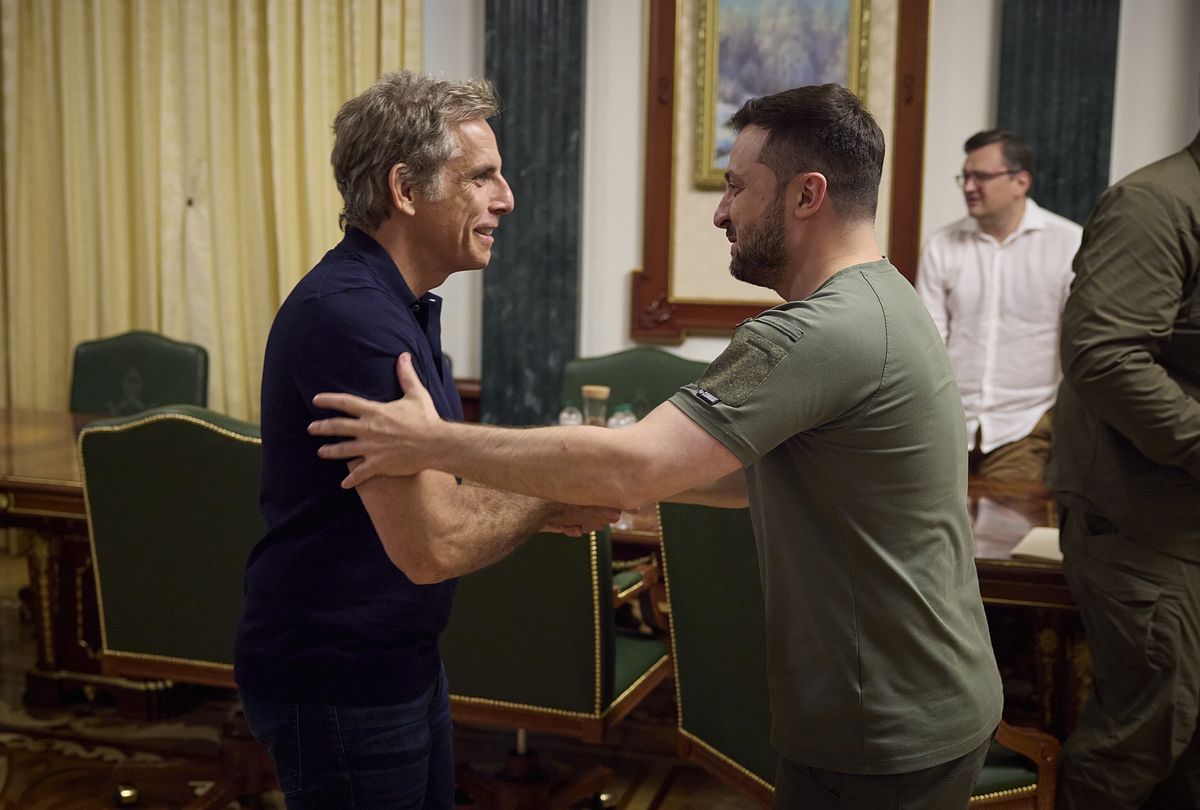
<box><xmin>790</xmin><ymin>171</ymin><xmax>829</xmax><ymax>221</ymax></box>
<box><xmin>1015</xmin><ymin>169</ymin><xmax>1033</xmax><ymax>195</ymax></box>
<box><xmin>389</xmin><ymin>163</ymin><xmax>417</xmax><ymax>216</ymax></box>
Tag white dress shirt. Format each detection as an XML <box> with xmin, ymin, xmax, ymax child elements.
<box><xmin>916</xmin><ymin>199</ymin><xmax>1083</xmax><ymax>452</ymax></box>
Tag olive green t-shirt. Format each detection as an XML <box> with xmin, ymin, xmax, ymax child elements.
<box><xmin>670</xmin><ymin>260</ymin><xmax>1002</xmax><ymax>775</ymax></box>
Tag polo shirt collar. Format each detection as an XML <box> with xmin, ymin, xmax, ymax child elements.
<box><xmin>340</xmin><ymin>227</ymin><xmax>443</xmax><ymax>310</ymax></box>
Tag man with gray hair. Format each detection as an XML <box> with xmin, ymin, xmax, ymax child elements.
<box><xmin>233</xmin><ymin>71</ymin><xmax>616</xmax><ymax>809</ymax></box>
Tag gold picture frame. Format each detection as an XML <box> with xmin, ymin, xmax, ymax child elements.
<box><xmin>694</xmin><ymin>0</ymin><xmax>872</xmax><ymax>189</ymax></box>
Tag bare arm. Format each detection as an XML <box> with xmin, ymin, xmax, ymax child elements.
<box><xmin>664</xmin><ymin>467</ymin><xmax>749</xmax><ymax>508</ymax></box>
<box><xmin>360</xmin><ymin>468</ymin><xmax>619</xmax><ymax>585</ymax></box>
<box><xmin>312</xmin><ymin>353</ymin><xmax>744</xmax><ymax>511</ymax></box>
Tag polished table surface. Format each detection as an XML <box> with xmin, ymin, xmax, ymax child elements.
<box><xmin>0</xmin><ymin>409</ymin><xmax>88</xmax><ymax>527</ymax></box>
<box><xmin>967</xmin><ymin>478</ymin><xmax>1071</xmax><ymax>609</ymax></box>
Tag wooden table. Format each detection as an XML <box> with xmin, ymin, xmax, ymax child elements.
<box><xmin>968</xmin><ymin>478</ymin><xmax>1074</xmax><ymax>609</ymax></box>
<box><xmin>2</xmin><ymin>408</ymin><xmax>1084</xmax><ymax>732</ymax></box>
<box><xmin>0</xmin><ymin>409</ymin><xmax>88</xmax><ymax>528</ymax></box>
<box><xmin>0</xmin><ymin>409</ymin><xmax>170</xmax><ymax>714</ymax></box>
<box><xmin>964</xmin><ymin>478</ymin><xmax>1087</xmax><ymax>737</ymax></box>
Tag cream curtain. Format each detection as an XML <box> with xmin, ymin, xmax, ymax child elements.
<box><xmin>0</xmin><ymin>0</ymin><xmax>422</xmax><ymax>421</ymax></box>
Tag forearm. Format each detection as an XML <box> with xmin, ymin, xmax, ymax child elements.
<box><xmin>362</xmin><ymin>472</ymin><xmax>562</xmax><ymax>584</ymax></box>
<box><xmin>429</xmin><ymin>421</ymin><xmax>653</xmax><ymax>509</ymax></box>
<box><xmin>430</xmin><ymin>484</ymin><xmax>556</xmax><ymax>578</ymax></box>
<box><xmin>664</xmin><ymin>468</ymin><xmax>749</xmax><ymax>508</ymax></box>
<box><xmin>313</xmin><ymin>376</ymin><xmax>744</xmax><ymax>509</ymax></box>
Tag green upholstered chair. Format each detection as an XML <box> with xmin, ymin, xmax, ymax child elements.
<box><xmin>971</xmin><ymin>724</ymin><xmax>1060</xmax><ymax>809</ymax></box>
<box><xmin>441</xmin><ymin>526</ymin><xmax>672</xmax><ymax>808</ymax></box>
<box><xmin>79</xmin><ymin>405</ymin><xmax>271</xmax><ymax>808</ymax></box>
<box><xmin>658</xmin><ymin>502</ymin><xmax>1061</xmax><ymax>810</ymax></box>
<box><xmin>70</xmin><ymin>330</ymin><xmax>208</xmax><ymax>415</ymax></box>
<box><xmin>659</xmin><ymin>502</ymin><xmax>775</xmax><ymax>805</ymax></box>
<box><xmin>561</xmin><ymin>346</ymin><xmax>707</xmax><ymax>420</ymax></box>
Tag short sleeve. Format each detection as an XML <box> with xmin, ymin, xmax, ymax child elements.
<box><xmin>295</xmin><ymin>288</ymin><xmax>423</xmax><ymax>417</ymax></box>
<box><xmin>671</xmin><ymin>302</ymin><xmax>886</xmax><ymax>465</ymax></box>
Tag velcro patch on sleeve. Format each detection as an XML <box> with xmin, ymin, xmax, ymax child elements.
<box><xmin>694</xmin><ymin>327</ymin><xmax>792</xmax><ymax>407</ymax></box>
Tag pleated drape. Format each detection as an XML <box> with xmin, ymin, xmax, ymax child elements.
<box><xmin>0</xmin><ymin>0</ymin><xmax>422</xmax><ymax>421</ymax></box>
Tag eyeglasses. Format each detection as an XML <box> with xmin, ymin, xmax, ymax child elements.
<box><xmin>955</xmin><ymin>170</ymin><xmax>1019</xmax><ymax>188</ymax></box>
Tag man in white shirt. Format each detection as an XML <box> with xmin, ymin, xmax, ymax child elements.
<box><xmin>916</xmin><ymin>130</ymin><xmax>1082</xmax><ymax>482</ymax></box>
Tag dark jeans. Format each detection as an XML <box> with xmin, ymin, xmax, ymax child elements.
<box><xmin>773</xmin><ymin>734</ymin><xmax>991</xmax><ymax>809</ymax></box>
<box><xmin>1057</xmin><ymin>509</ymin><xmax>1200</xmax><ymax>810</ymax></box>
<box><xmin>241</xmin><ymin>666</ymin><xmax>454</xmax><ymax>810</ymax></box>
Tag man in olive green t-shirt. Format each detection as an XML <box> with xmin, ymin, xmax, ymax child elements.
<box><xmin>309</xmin><ymin>85</ymin><xmax>1003</xmax><ymax>809</ymax></box>
<box><xmin>668</xmin><ymin>260</ymin><xmax>1001</xmax><ymax>778</ymax></box>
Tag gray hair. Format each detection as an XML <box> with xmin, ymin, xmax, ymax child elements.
<box><xmin>332</xmin><ymin>70</ymin><xmax>499</xmax><ymax>232</ymax></box>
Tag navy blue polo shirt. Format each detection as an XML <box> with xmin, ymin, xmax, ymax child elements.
<box><xmin>234</xmin><ymin>227</ymin><xmax>463</xmax><ymax>706</ymax></box>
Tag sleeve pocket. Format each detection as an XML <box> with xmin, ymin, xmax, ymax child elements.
<box><xmin>694</xmin><ymin>329</ymin><xmax>791</xmax><ymax>407</ymax></box>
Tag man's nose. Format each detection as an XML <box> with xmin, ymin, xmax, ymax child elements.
<box><xmin>494</xmin><ymin>174</ymin><xmax>514</xmax><ymax>214</ymax></box>
<box><xmin>713</xmin><ymin>193</ymin><xmax>731</xmax><ymax>229</ymax></box>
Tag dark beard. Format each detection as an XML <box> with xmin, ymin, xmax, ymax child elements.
<box><xmin>729</xmin><ymin>193</ymin><xmax>786</xmax><ymax>290</ymax></box>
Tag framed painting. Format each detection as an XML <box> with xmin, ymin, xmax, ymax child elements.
<box><xmin>630</xmin><ymin>0</ymin><xmax>930</xmax><ymax>343</ymax></box>
<box><xmin>695</xmin><ymin>0</ymin><xmax>870</xmax><ymax>189</ymax></box>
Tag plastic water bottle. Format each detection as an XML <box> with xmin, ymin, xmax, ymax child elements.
<box><xmin>607</xmin><ymin>405</ymin><xmax>637</xmax><ymax>530</ymax></box>
<box><xmin>606</xmin><ymin>403</ymin><xmax>637</xmax><ymax>429</ymax></box>
<box><xmin>558</xmin><ymin>402</ymin><xmax>583</xmax><ymax>426</ymax></box>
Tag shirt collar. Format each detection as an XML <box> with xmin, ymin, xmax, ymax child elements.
<box><xmin>340</xmin><ymin>227</ymin><xmax>442</xmax><ymax>310</ymax></box>
<box><xmin>960</xmin><ymin>197</ymin><xmax>1047</xmax><ymax>242</ymax></box>
<box><xmin>1014</xmin><ymin>197</ymin><xmax>1048</xmax><ymax>234</ymax></box>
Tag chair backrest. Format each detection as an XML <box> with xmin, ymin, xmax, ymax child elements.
<box><xmin>441</xmin><ymin>527</ymin><xmax>669</xmax><ymax>735</ymax></box>
<box><xmin>658</xmin><ymin>502</ymin><xmax>775</xmax><ymax>799</ymax></box>
<box><xmin>79</xmin><ymin>405</ymin><xmax>262</xmax><ymax>686</ymax></box>
<box><xmin>70</xmin><ymin>330</ymin><xmax>209</xmax><ymax>415</ymax></box>
<box><xmin>562</xmin><ymin>347</ymin><xmax>708</xmax><ymax>419</ymax></box>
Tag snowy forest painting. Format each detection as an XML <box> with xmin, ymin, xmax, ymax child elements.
<box><xmin>695</xmin><ymin>0</ymin><xmax>865</xmax><ymax>187</ymax></box>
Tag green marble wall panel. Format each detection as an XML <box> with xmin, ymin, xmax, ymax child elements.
<box><xmin>480</xmin><ymin>0</ymin><xmax>585</xmax><ymax>425</ymax></box>
<box><xmin>997</xmin><ymin>0</ymin><xmax>1121</xmax><ymax>224</ymax></box>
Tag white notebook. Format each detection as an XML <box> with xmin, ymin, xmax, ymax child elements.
<box><xmin>1010</xmin><ymin>526</ymin><xmax>1062</xmax><ymax>563</ymax></box>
